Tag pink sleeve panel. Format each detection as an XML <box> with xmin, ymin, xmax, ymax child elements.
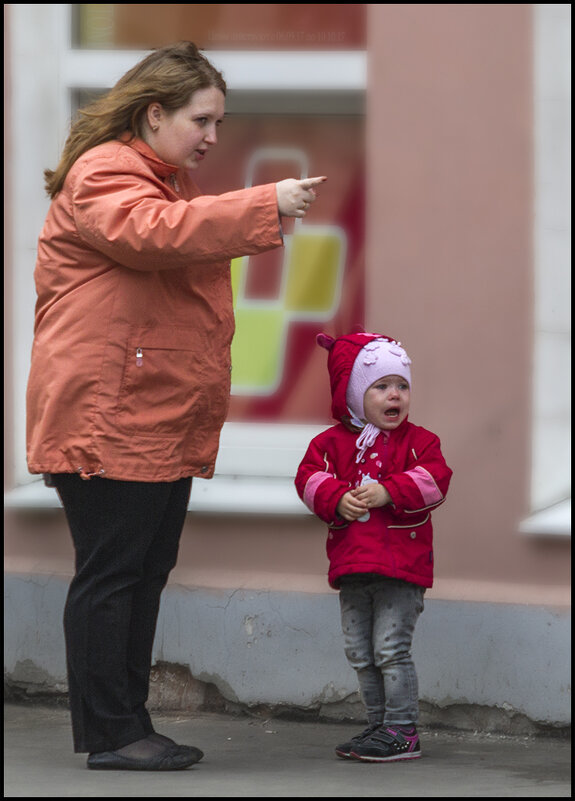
<box><xmin>404</xmin><ymin>465</ymin><xmax>444</xmax><ymax>506</ymax></box>
<box><xmin>303</xmin><ymin>471</ymin><xmax>332</xmax><ymax>513</ymax></box>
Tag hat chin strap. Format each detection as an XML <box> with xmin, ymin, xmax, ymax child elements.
<box><xmin>354</xmin><ymin>423</ymin><xmax>381</xmax><ymax>464</ymax></box>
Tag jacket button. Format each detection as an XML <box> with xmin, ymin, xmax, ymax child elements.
<box><xmin>410</xmin><ymin>531</ymin><xmax>417</xmax><ymax>539</ymax></box>
<box><xmin>200</xmin><ymin>466</ymin><xmax>208</xmax><ymax>474</ymax></box>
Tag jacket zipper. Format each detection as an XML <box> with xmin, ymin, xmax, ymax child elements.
<box><xmin>136</xmin><ymin>347</ymin><xmax>143</xmax><ymax>367</ymax></box>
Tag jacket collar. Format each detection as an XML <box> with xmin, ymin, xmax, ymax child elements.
<box><xmin>353</xmin><ymin>415</ymin><xmax>409</xmax><ymax>463</ymax></box>
<box><xmin>120</xmin><ymin>133</ymin><xmax>178</xmax><ymax>179</ymax></box>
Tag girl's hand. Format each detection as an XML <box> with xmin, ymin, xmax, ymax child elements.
<box><xmin>337</xmin><ymin>491</ymin><xmax>369</xmax><ymax>522</ymax></box>
<box><xmin>276</xmin><ymin>176</ymin><xmax>327</xmax><ymax>218</ymax></box>
<box><xmin>352</xmin><ymin>484</ymin><xmax>391</xmax><ymax>509</ymax></box>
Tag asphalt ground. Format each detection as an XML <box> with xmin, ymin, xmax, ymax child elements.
<box><xmin>3</xmin><ymin>703</ymin><xmax>571</xmax><ymax>797</ymax></box>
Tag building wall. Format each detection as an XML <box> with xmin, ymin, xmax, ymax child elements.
<box><xmin>4</xmin><ymin>4</ymin><xmax>571</xmax><ymax>730</ymax></box>
<box><xmin>368</xmin><ymin>4</ymin><xmax>553</xmax><ymax>587</ymax></box>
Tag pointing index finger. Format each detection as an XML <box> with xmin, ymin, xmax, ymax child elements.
<box><xmin>300</xmin><ymin>176</ymin><xmax>327</xmax><ymax>189</ymax></box>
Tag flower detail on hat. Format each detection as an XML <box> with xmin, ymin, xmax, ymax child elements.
<box><xmin>363</xmin><ymin>353</ymin><xmax>378</xmax><ymax>365</ymax></box>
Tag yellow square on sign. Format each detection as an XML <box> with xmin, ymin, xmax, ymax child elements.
<box><xmin>284</xmin><ymin>229</ymin><xmax>344</xmax><ymax>313</ymax></box>
<box><xmin>231</xmin><ymin>307</ymin><xmax>286</xmax><ymax>394</ymax></box>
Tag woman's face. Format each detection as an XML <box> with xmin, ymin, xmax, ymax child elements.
<box><xmin>145</xmin><ymin>86</ymin><xmax>225</xmax><ymax>170</ymax></box>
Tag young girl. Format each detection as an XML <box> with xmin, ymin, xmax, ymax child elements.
<box><xmin>295</xmin><ymin>331</ymin><xmax>452</xmax><ymax>762</ymax></box>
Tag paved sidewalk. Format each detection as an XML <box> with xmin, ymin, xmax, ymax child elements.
<box><xmin>3</xmin><ymin>703</ymin><xmax>571</xmax><ymax>798</ymax></box>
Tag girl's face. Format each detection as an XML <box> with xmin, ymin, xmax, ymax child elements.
<box><xmin>144</xmin><ymin>86</ymin><xmax>225</xmax><ymax>170</ymax></box>
<box><xmin>362</xmin><ymin>374</ymin><xmax>411</xmax><ymax>431</ymax></box>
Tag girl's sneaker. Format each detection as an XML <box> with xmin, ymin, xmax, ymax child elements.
<box><xmin>335</xmin><ymin>722</ymin><xmax>383</xmax><ymax>759</ymax></box>
<box><xmin>350</xmin><ymin>725</ymin><xmax>421</xmax><ymax>762</ymax></box>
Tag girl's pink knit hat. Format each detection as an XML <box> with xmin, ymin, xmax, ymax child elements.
<box><xmin>318</xmin><ymin>331</ymin><xmax>412</xmax><ymax>463</ymax></box>
<box><xmin>317</xmin><ymin>330</ymin><xmax>411</xmax><ymax>426</ymax></box>
<box><xmin>346</xmin><ymin>338</ymin><xmax>411</xmax><ymax>423</ymax></box>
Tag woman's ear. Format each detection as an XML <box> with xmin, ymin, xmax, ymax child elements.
<box><xmin>146</xmin><ymin>102</ymin><xmax>163</xmax><ymax>131</ymax></box>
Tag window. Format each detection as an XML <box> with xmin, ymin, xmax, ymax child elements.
<box><xmin>5</xmin><ymin>4</ymin><xmax>366</xmax><ymax>513</ymax></box>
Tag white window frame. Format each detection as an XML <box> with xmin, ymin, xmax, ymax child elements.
<box><xmin>5</xmin><ymin>3</ymin><xmax>365</xmax><ymax>513</ymax></box>
<box><xmin>519</xmin><ymin>4</ymin><xmax>571</xmax><ymax>537</ymax></box>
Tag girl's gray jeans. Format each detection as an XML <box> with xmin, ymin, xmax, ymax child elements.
<box><xmin>339</xmin><ymin>575</ymin><xmax>425</xmax><ymax>727</ymax></box>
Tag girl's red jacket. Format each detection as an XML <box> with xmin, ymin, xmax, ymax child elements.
<box><xmin>295</xmin><ymin>418</ymin><xmax>453</xmax><ymax>589</ymax></box>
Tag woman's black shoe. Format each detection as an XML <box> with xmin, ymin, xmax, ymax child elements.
<box><xmin>147</xmin><ymin>733</ymin><xmax>204</xmax><ymax>763</ymax></box>
<box><xmin>87</xmin><ymin>739</ymin><xmax>199</xmax><ymax>771</ymax></box>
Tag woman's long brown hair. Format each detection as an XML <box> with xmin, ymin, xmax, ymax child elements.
<box><xmin>44</xmin><ymin>41</ymin><xmax>226</xmax><ymax>198</ymax></box>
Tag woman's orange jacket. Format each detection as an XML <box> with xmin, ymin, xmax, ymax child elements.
<box><xmin>26</xmin><ymin>137</ymin><xmax>283</xmax><ymax>482</ymax></box>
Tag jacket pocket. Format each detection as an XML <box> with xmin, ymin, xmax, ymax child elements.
<box><xmin>388</xmin><ymin>513</ymin><xmax>430</xmax><ymax>529</ymax></box>
<box><xmin>115</xmin><ymin>326</ymin><xmax>230</xmax><ymax>436</ymax></box>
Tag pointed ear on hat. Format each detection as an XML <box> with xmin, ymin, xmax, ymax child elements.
<box><xmin>316</xmin><ymin>333</ymin><xmax>335</xmax><ymax>350</ymax></box>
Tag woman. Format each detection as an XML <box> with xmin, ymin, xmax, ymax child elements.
<box><xmin>26</xmin><ymin>41</ymin><xmax>325</xmax><ymax>771</ymax></box>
